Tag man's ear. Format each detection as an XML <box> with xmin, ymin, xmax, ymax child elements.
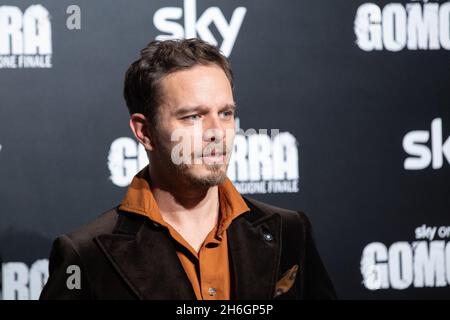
<box><xmin>129</xmin><ymin>113</ymin><xmax>155</xmax><ymax>151</ymax></box>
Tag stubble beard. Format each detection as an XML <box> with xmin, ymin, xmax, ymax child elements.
<box><xmin>154</xmin><ymin>137</ymin><xmax>229</xmax><ymax>188</ymax></box>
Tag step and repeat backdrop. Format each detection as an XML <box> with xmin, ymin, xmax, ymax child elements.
<box><xmin>0</xmin><ymin>0</ymin><xmax>449</xmax><ymax>299</ymax></box>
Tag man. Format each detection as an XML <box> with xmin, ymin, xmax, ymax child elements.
<box><xmin>40</xmin><ymin>38</ymin><xmax>336</xmax><ymax>300</ymax></box>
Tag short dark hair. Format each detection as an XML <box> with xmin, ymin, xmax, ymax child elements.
<box><xmin>123</xmin><ymin>38</ymin><xmax>234</xmax><ymax>126</ymax></box>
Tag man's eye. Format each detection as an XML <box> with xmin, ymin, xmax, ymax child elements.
<box><xmin>221</xmin><ymin>110</ymin><xmax>234</xmax><ymax>119</ymax></box>
<box><xmin>184</xmin><ymin>114</ymin><xmax>201</xmax><ymax>121</ymax></box>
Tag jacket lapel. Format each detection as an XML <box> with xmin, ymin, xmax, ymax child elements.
<box><xmin>94</xmin><ymin>203</ymin><xmax>283</xmax><ymax>300</ymax></box>
<box><xmin>228</xmin><ymin>208</ymin><xmax>282</xmax><ymax>300</ymax></box>
<box><xmin>95</xmin><ymin>217</ymin><xmax>196</xmax><ymax>300</ymax></box>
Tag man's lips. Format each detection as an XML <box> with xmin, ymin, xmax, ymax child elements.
<box><xmin>200</xmin><ymin>152</ymin><xmax>226</xmax><ymax>163</ymax></box>
<box><xmin>202</xmin><ymin>151</ymin><xmax>224</xmax><ymax>157</ymax></box>
<box><xmin>200</xmin><ymin>149</ymin><xmax>225</xmax><ymax>157</ymax></box>
<box><xmin>202</xmin><ymin>154</ymin><xmax>224</xmax><ymax>158</ymax></box>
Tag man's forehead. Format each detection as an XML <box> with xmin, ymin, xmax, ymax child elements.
<box><xmin>161</xmin><ymin>65</ymin><xmax>231</xmax><ymax>91</ymax></box>
<box><xmin>157</xmin><ymin>65</ymin><xmax>234</xmax><ymax>114</ymax></box>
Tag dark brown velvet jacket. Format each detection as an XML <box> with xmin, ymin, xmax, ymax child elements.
<box><xmin>39</xmin><ymin>197</ymin><xmax>337</xmax><ymax>300</ymax></box>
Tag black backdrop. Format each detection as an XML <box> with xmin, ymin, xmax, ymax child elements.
<box><xmin>1</xmin><ymin>0</ymin><xmax>449</xmax><ymax>299</ymax></box>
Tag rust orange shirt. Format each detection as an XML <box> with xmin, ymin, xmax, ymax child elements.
<box><xmin>118</xmin><ymin>167</ymin><xmax>250</xmax><ymax>300</ymax></box>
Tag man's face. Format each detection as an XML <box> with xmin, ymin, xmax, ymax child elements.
<box><xmin>151</xmin><ymin>64</ymin><xmax>236</xmax><ymax>187</ymax></box>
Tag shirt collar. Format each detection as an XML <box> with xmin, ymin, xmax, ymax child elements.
<box><xmin>119</xmin><ymin>166</ymin><xmax>250</xmax><ymax>237</ymax></box>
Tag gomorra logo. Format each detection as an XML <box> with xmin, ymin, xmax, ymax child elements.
<box><xmin>361</xmin><ymin>225</ymin><xmax>450</xmax><ymax>290</ymax></box>
<box><xmin>107</xmin><ymin>118</ymin><xmax>300</xmax><ymax>194</ymax></box>
<box><xmin>1</xmin><ymin>259</ymin><xmax>48</xmax><ymax>300</ymax></box>
<box><xmin>0</xmin><ymin>4</ymin><xmax>52</xmax><ymax>68</ymax></box>
<box><xmin>354</xmin><ymin>1</ymin><xmax>450</xmax><ymax>51</ymax></box>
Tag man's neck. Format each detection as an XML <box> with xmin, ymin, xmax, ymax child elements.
<box><xmin>147</xmin><ymin>166</ymin><xmax>220</xmax><ymax>239</ymax></box>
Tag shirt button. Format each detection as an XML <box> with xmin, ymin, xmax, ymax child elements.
<box><xmin>208</xmin><ymin>287</ymin><xmax>217</xmax><ymax>296</ymax></box>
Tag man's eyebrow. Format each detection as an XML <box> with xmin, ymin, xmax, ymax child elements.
<box><xmin>220</xmin><ymin>103</ymin><xmax>237</xmax><ymax>111</ymax></box>
<box><xmin>174</xmin><ymin>104</ymin><xmax>237</xmax><ymax>117</ymax></box>
<box><xmin>173</xmin><ymin>106</ymin><xmax>208</xmax><ymax>117</ymax></box>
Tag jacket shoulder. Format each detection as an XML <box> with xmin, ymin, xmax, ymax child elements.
<box><xmin>243</xmin><ymin>196</ymin><xmax>311</xmax><ymax>227</ymax></box>
<box><xmin>65</xmin><ymin>207</ymin><xmax>121</xmax><ymax>244</ymax></box>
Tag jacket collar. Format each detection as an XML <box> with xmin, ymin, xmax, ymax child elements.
<box><xmin>227</xmin><ymin>203</ymin><xmax>282</xmax><ymax>299</ymax></box>
<box><xmin>95</xmin><ymin>212</ymin><xmax>197</xmax><ymax>299</ymax></box>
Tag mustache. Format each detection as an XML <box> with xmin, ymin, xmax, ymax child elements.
<box><xmin>194</xmin><ymin>144</ymin><xmax>227</xmax><ymax>157</ymax></box>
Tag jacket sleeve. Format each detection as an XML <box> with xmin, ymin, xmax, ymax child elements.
<box><xmin>39</xmin><ymin>234</ymin><xmax>93</xmax><ymax>300</ymax></box>
<box><xmin>299</xmin><ymin>212</ymin><xmax>338</xmax><ymax>300</ymax></box>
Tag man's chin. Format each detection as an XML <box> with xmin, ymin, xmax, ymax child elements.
<box><xmin>183</xmin><ymin>168</ymin><xmax>227</xmax><ymax>187</ymax></box>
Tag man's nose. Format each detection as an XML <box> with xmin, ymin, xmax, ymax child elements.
<box><xmin>202</xmin><ymin>116</ymin><xmax>225</xmax><ymax>142</ymax></box>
